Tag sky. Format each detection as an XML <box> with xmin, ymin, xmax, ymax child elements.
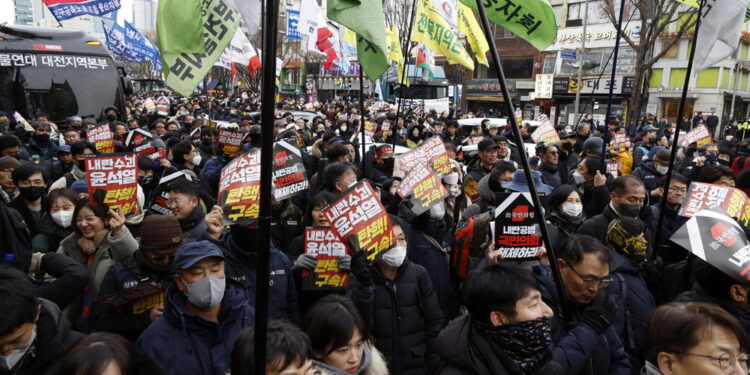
<box><xmin>0</xmin><ymin>0</ymin><xmax>136</xmax><ymax>25</ymax></box>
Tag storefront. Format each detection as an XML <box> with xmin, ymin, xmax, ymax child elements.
<box><xmin>464</xmin><ymin>79</ymin><xmax>516</xmax><ymax>116</ymax></box>
<box><xmin>551</xmin><ymin>75</ymin><xmax>634</xmax><ymax>126</ymax></box>
<box><xmin>315</xmin><ymin>63</ymin><xmax>372</xmax><ymax>101</ymax></box>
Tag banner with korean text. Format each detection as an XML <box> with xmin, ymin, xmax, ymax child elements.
<box><xmin>87</xmin><ymin>124</ymin><xmax>116</xmax><ymax>154</ymax></box>
<box><xmin>301</xmin><ymin>227</ymin><xmax>349</xmax><ymax>290</ymax></box>
<box><xmin>678</xmin><ymin>182</ymin><xmax>750</xmax><ymax>226</ymax></box>
<box><xmin>218</xmin><ymin>149</ymin><xmax>261</xmax><ymax>225</ymax></box>
<box><xmin>396</xmin><ymin>162</ymin><xmax>449</xmax><ymax>215</ymax></box>
<box><xmin>85</xmin><ymin>153</ymin><xmax>138</xmax><ymax>215</ymax></box>
<box><xmin>393</xmin><ymin>136</ymin><xmax>451</xmax><ymax>178</ymax></box>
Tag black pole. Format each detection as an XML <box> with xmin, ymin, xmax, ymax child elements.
<box><xmin>394</xmin><ymin>0</ymin><xmax>418</xmax><ymax>148</ymax></box>
<box><xmin>654</xmin><ymin>0</ymin><xmax>704</xmax><ymax>256</ymax></box>
<box><xmin>255</xmin><ymin>0</ymin><xmax>279</xmax><ymax>370</ymax></box>
<box><xmin>360</xmin><ymin>68</ymin><xmax>367</xmax><ymax>176</ymax></box>
<box><xmin>599</xmin><ymin>0</ymin><xmax>627</xmax><ymax>172</ymax></box>
<box><xmin>473</xmin><ymin>0</ymin><xmax>571</xmax><ymax>317</ymax></box>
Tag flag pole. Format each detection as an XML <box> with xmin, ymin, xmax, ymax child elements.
<box><xmin>394</xmin><ymin>0</ymin><xmax>418</xmax><ymax>149</ymax></box>
<box><xmin>473</xmin><ymin>0</ymin><xmax>571</xmax><ymax>319</ymax></box>
<box><xmin>255</xmin><ymin>0</ymin><xmax>280</xmax><ymax>369</ymax></box>
<box><xmin>654</xmin><ymin>0</ymin><xmax>704</xmax><ymax>257</ymax></box>
<box><xmin>598</xmin><ymin>0</ymin><xmax>626</xmax><ymax>172</ymax></box>
<box><xmin>360</xmin><ymin>67</ymin><xmax>367</xmax><ymax>176</ymax></box>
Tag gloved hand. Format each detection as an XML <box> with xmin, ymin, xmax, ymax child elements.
<box><xmin>580</xmin><ymin>291</ymin><xmax>618</xmax><ymax>335</ymax></box>
<box><xmin>293</xmin><ymin>254</ymin><xmax>317</xmax><ymax>270</ymax></box>
<box><xmin>349</xmin><ymin>250</ymin><xmax>373</xmax><ymax>286</ymax></box>
<box><xmin>338</xmin><ymin>255</ymin><xmax>352</xmax><ymax>271</ymax></box>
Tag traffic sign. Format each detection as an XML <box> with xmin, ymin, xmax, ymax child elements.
<box><xmin>561</xmin><ymin>50</ymin><xmax>577</xmax><ymax>60</ymax></box>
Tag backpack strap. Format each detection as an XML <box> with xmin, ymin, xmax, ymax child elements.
<box><xmin>615</xmin><ymin>273</ymin><xmax>636</xmax><ymax>351</ymax></box>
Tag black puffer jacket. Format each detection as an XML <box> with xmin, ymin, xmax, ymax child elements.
<box><xmin>349</xmin><ymin>260</ymin><xmax>444</xmax><ymax>375</ymax></box>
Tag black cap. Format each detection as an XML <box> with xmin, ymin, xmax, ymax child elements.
<box><xmin>478</xmin><ymin>138</ymin><xmax>500</xmax><ymax>152</ymax></box>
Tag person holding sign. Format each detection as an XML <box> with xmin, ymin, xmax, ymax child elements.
<box><xmin>348</xmin><ymin>215</ymin><xmax>444</xmax><ymax>375</ymax></box>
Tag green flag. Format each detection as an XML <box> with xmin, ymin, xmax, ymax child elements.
<box><xmin>459</xmin><ymin>0</ymin><xmax>556</xmax><ymax>51</ymax></box>
<box><xmin>328</xmin><ymin>0</ymin><xmax>388</xmax><ymax>81</ymax></box>
<box><xmin>162</xmin><ymin>0</ymin><xmax>239</xmax><ymax>96</ymax></box>
<box><xmin>157</xmin><ymin>0</ymin><xmax>204</xmax><ymax>54</ymax></box>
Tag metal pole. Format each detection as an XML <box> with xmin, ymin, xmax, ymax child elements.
<box><xmin>654</xmin><ymin>0</ymin><xmax>704</xmax><ymax>257</ymax></box>
<box><xmin>360</xmin><ymin>68</ymin><xmax>367</xmax><ymax>175</ymax></box>
<box><xmin>255</xmin><ymin>0</ymin><xmax>279</xmax><ymax>370</ymax></box>
<box><xmin>474</xmin><ymin>0</ymin><xmax>571</xmax><ymax>319</ymax></box>
<box><xmin>599</xmin><ymin>0</ymin><xmax>627</xmax><ymax>172</ymax></box>
<box><xmin>573</xmin><ymin>0</ymin><xmax>590</xmax><ymax>129</ymax></box>
<box><xmin>730</xmin><ymin>62</ymin><xmax>740</xmax><ymax>120</ymax></box>
<box><xmin>395</xmin><ymin>0</ymin><xmax>418</xmax><ymax>131</ymax></box>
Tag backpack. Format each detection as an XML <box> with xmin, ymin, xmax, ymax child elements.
<box><xmin>451</xmin><ymin>200</ymin><xmax>493</xmax><ymax>279</ymax></box>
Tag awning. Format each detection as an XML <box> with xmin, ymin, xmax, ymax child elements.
<box><xmin>466</xmin><ymin>95</ymin><xmax>505</xmax><ymax>102</ymax></box>
<box><xmin>723</xmin><ymin>91</ymin><xmax>750</xmax><ymax>102</ymax></box>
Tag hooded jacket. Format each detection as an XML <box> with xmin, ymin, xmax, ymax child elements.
<box><xmin>630</xmin><ymin>161</ymin><xmax>663</xmax><ymax>193</ymax></box>
<box><xmin>135</xmin><ymin>279</ymin><xmax>254</xmax><ymax>375</ymax></box>
<box><xmin>179</xmin><ymin>204</ymin><xmax>208</xmax><ymax>244</ymax></box>
<box><xmin>32</xmin><ymin>214</ymin><xmax>73</xmax><ymax>254</ymax></box>
<box><xmin>311</xmin><ymin>344</ymin><xmax>389</xmax><ymax>375</ymax></box>
<box><xmin>462</xmin><ymin>174</ymin><xmax>502</xmax><ymax>218</ymax></box>
<box><xmin>434</xmin><ymin>314</ymin><xmax>562</xmax><ymax>375</ymax></box>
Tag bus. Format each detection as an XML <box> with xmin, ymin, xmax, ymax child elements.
<box><xmin>0</xmin><ymin>24</ymin><xmax>130</xmax><ymax>124</ymax></box>
<box><xmin>384</xmin><ymin>65</ymin><xmax>450</xmax><ymax>114</ymax></box>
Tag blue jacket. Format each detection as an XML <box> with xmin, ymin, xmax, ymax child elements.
<box><xmin>220</xmin><ymin>233</ymin><xmax>300</xmax><ymax>322</ymax></box>
<box><xmin>135</xmin><ymin>279</ymin><xmax>254</xmax><ymax>375</ymax></box>
<box><xmin>200</xmin><ymin>155</ymin><xmax>227</xmax><ymax>198</ymax></box>
<box><xmin>604</xmin><ymin>250</ymin><xmax>657</xmax><ymax>375</ymax></box>
<box><xmin>630</xmin><ymin>162</ymin><xmax>663</xmax><ymax>194</ymax></box>
<box><xmin>532</xmin><ymin>264</ymin><xmax>631</xmax><ymax>375</ymax></box>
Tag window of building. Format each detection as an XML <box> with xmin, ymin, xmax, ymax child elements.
<box><xmin>501</xmin><ymin>56</ymin><xmax>534</xmax><ymax>79</ymax></box>
<box><xmin>542</xmin><ymin>55</ymin><xmax>556</xmax><ymax>74</ymax></box>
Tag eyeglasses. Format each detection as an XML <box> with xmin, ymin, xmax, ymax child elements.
<box><xmin>167</xmin><ymin>198</ymin><xmax>187</xmax><ymax>207</ymax></box>
<box><xmin>673</xmin><ymin>352</ymin><xmax>750</xmax><ymax>372</ymax></box>
<box><xmin>567</xmin><ymin>263</ymin><xmax>612</xmax><ymax>288</ymax></box>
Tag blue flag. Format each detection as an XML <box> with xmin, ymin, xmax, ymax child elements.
<box><xmin>124</xmin><ymin>21</ymin><xmax>162</xmax><ymax>71</ymax></box>
<box><xmin>102</xmin><ymin>22</ymin><xmax>142</xmax><ymax>62</ymax></box>
<box><xmin>43</xmin><ymin>0</ymin><xmax>121</xmax><ymax>22</ymax></box>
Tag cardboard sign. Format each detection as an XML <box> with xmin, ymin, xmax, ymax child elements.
<box><xmin>493</xmin><ymin>193</ymin><xmax>541</xmax><ymax>260</ymax></box>
<box><xmin>530</xmin><ymin>120</ymin><xmax>560</xmax><ymax>145</ymax></box>
<box><xmin>98</xmin><ymin>283</ymin><xmax>164</xmax><ymax>314</ymax></box>
<box><xmin>149</xmin><ymin>171</ymin><xmax>193</xmax><ymax>216</ymax></box>
<box><xmin>613</xmin><ymin>133</ymin><xmax>628</xmax><ymax>150</ymax></box>
<box><xmin>156</xmin><ymin>96</ymin><xmax>170</xmax><ymax>116</ymax></box>
<box><xmin>85</xmin><ymin>153</ymin><xmax>138</xmax><ymax>215</ymax></box>
<box><xmin>218</xmin><ymin>149</ymin><xmax>261</xmax><ymax>225</ymax></box>
<box><xmin>86</xmin><ymin>124</ymin><xmax>116</xmax><ymax>154</ymax></box>
<box><xmin>678</xmin><ymin>182</ymin><xmax>750</xmax><ymax>226</ymax></box>
<box><xmin>323</xmin><ymin>180</ymin><xmax>395</xmax><ymax>261</ymax></box>
<box><xmin>681</xmin><ymin>125</ymin><xmax>713</xmax><ymax>147</ymax></box>
<box><xmin>272</xmin><ymin>140</ymin><xmax>309</xmax><ymax>201</ymax></box>
<box><xmin>217</xmin><ymin>128</ymin><xmax>244</xmax><ymax>158</ymax></box>
<box><xmin>301</xmin><ymin>227</ymin><xmax>349</xmax><ymax>290</ymax></box>
<box><xmin>396</xmin><ymin>162</ymin><xmax>449</xmax><ymax>215</ymax></box>
<box><xmin>125</xmin><ymin>129</ymin><xmax>162</xmax><ymax>161</ymax></box>
<box><xmin>671</xmin><ymin>207</ymin><xmax>750</xmax><ymax>283</ymax></box>
<box><xmin>394</xmin><ymin>136</ymin><xmax>451</xmax><ymax>178</ymax></box>
<box><xmin>607</xmin><ymin>159</ymin><xmax>620</xmax><ymax>176</ymax></box>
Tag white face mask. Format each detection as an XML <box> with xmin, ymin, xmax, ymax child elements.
<box><xmin>448</xmin><ymin>184</ymin><xmax>462</xmax><ymax>197</ymax></box>
<box><xmin>0</xmin><ymin>328</ymin><xmax>35</xmax><ymax>371</ymax></box>
<box><xmin>381</xmin><ymin>246</ymin><xmax>406</xmax><ymax>268</ymax></box>
<box><xmin>340</xmin><ymin>126</ymin><xmax>347</xmax><ymax>132</ymax></box>
<box><xmin>656</xmin><ymin>165</ymin><xmax>669</xmax><ymax>175</ymax></box>
<box><xmin>561</xmin><ymin>203</ymin><xmax>583</xmax><ymax>217</ymax></box>
<box><xmin>51</xmin><ymin>209</ymin><xmax>74</xmax><ymax>228</ymax></box>
<box><xmin>429</xmin><ymin>202</ymin><xmax>446</xmax><ymax>220</ymax></box>
<box><xmin>572</xmin><ymin>171</ymin><xmax>586</xmax><ymax>185</ymax></box>
<box><xmin>192</xmin><ymin>154</ymin><xmax>203</xmax><ymax>166</ymax></box>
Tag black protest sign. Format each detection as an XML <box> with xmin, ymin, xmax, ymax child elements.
<box><xmin>493</xmin><ymin>192</ymin><xmax>541</xmax><ymax>260</ymax></box>
<box><xmin>149</xmin><ymin>171</ymin><xmax>194</xmax><ymax>216</ymax></box>
<box><xmin>272</xmin><ymin>140</ymin><xmax>309</xmax><ymax>201</ymax></box>
<box><xmin>671</xmin><ymin>207</ymin><xmax>750</xmax><ymax>284</ymax></box>
<box><xmin>125</xmin><ymin>128</ymin><xmax>162</xmax><ymax>161</ymax></box>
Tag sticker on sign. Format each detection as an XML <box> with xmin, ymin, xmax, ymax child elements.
<box><xmin>560</xmin><ymin>50</ymin><xmax>577</xmax><ymax>59</ymax></box>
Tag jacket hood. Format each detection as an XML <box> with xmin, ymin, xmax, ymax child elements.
<box><xmin>477</xmin><ymin>173</ymin><xmax>503</xmax><ymax>206</ymax></box>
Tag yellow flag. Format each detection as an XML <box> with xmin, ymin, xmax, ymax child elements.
<box><xmin>385</xmin><ymin>25</ymin><xmax>409</xmax><ymax>86</ymax></box>
<box><xmin>458</xmin><ymin>2</ymin><xmax>488</xmax><ymax>67</ymax></box>
<box><xmin>412</xmin><ymin>0</ymin><xmax>474</xmax><ymax>70</ymax></box>
<box><xmin>674</xmin><ymin>0</ymin><xmax>699</xmax><ymax>7</ymax></box>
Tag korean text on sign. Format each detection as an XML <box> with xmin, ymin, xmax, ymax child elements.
<box><xmin>217</xmin><ymin>129</ymin><xmax>244</xmax><ymax>158</ymax></box>
<box><xmin>679</xmin><ymin>182</ymin><xmax>750</xmax><ymax>226</ymax></box>
<box><xmin>394</xmin><ymin>136</ymin><xmax>452</xmax><ymax>178</ymax></box>
<box><xmin>218</xmin><ymin>149</ymin><xmax>261</xmax><ymax>224</ymax></box>
<box><xmin>85</xmin><ymin>153</ymin><xmax>138</xmax><ymax>214</ymax></box>
<box><xmin>86</xmin><ymin>124</ymin><xmax>116</xmax><ymax>154</ymax></box>
<box><xmin>301</xmin><ymin>228</ymin><xmax>349</xmax><ymax>290</ymax></box>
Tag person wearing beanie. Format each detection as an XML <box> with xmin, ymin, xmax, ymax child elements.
<box><xmin>135</xmin><ymin>240</ymin><xmax>255</xmax><ymax>375</ymax></box>
<box><xmin>0</xmin><ymin>155</ymin><xmax>21</xmax><ymax>204</ymax></box>
<box><xmin>92</xmin><ymin>215</ymin><xmax>184</xmax><ymax>341</ymax></box>
<box><xmin>69</xmin><ymin>178</ymin><xmax>88</xmax><ymax>200</ymax></box>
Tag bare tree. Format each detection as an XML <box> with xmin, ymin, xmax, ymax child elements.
<box><xmin>602</xmin><ymin>0</ymin><xmax>697</xmax><ymax>123</ymax></box>
<box><xmin>384</xmin><ymin>0</ymin><xmax>416</xmax><ymax>53</ymax></box>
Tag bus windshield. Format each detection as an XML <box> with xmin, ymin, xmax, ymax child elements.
<box><xmin>0</xmin><ymin>53</ymin><xmax>122</xmax><ymax>122</ymax></box>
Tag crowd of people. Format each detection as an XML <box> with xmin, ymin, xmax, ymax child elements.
<box><xmin>0</xmin><ymin>92</ymin><xmax>749</xmax><ymax>375</ymax></box>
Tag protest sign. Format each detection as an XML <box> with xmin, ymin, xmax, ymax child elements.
<box><xmin>681</xmin><ymin>124</ymin><xmax>713</xmax><ymax>147</ymax></box>
<box><xmin>393</xmin><ymin>136</ymin><xmax>451</xmax><ymax>178</ymax></box>
<box><xmin>671</xmin><ymin>207</ymin><xmax>750</xmax><ymax>283</ymax></box>
<box><xmin>125</xmin><ymin>129</ymin><xmax>163</xmax><ymax>160</ymax></box>
<box><xmin>217</xmin><ymin>128</ymin><xmax>244</xmax><ymax>158</ymax></box>
<box><xmin>678</xmin><ymin>182</ymin><xmax>750</xmax><ymax>226</ymax></box>
<box><xmin>149</xmin><ymin>171</ymin><xmax>193</xmax><ymax>216</ymax></box>
<box><xmin>323</xmin><ymin>180</ymin><xmax>395</xmax><ymax>261</ymax></box>
<box><xmin>85</xmin><ymin>153</ymin><xmax>138</xmax><ymax>215</ymax></box>
<box><xmin>493</xmin><ymin>193</ymin><xmax>542</xmax><ymax>260</ymax></box>
<box><xmin>97</xmin><ymin>283</ymin><xmax>164</xmax><ymax>314</ymax></box>
<box><xmin>273</xmin><ymin>140</ymin><xmax>309</xmax><ymax>201</ymax></box>
<box><xmin>530</xmin><ymin>120</ymin><xmax>560</xmax><ymax>145</ymax></box>
<box><xmin>218</xmin><ymin>149</ymin><xmax>261</xmax><ymax>225</ymax></box>
<box><xmin>300</xmin><ymin>227</ymin><xmax>349</xmax><ymax>290</ymax></box>
<box><xmin>613</xmin><ymin>133</ymin><xmax>628</xmax><ymax>149</ymax></box>
<box><xmin>607</xmin><ymin>159</ymin><xmax>620</xmax><ymax>176</ymax></box>
<box><xmin>87</xmin><ymin>124</ymin><xmax>116</xmax><ymax>154</ymax></box>
<box><xmin>396</xmin><ymin>162</ymin><xmax>448</xmax><ymax>215</ymax></box>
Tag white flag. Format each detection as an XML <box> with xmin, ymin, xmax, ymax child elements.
<box><xmin>299</xmin><ymin>0</ymin><xmax>321</xmax><ymax>38</ymax></box>
<box><xmin>225</xmin><ymin>0</ymin><xmax>262</xmax><ymax>35</ymax></box>
<box><xmin>433</xmin><ymin>0</ymin><xmax>458</xmax><ymax>30</ymax></box>
<box><xmin>693</xmin><ymin>0</ymin><xmax>750</xmax><ymax>74</ymax></box>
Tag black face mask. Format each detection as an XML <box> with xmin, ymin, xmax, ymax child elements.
<box><xmin>20</xmin><ymin>186</ymin><xmax>45</xmax><ymax>201</ymax></box>
<box><xmin>139</xmin><ymin>175</ymin><xmax>153</xmax><ymax>186</ymax></box>
<box><xmin>201</xmin><ymin>138</ymin><xmax>213</xmax><ymax>147</ymax></box>
<box><xmin>106</xmin><ymin>114</ymin><xmax>117</xmax><ymax>122</ymax></box>
<box><xmin>33</xmin><ymin>133</ymin><xmax>50</xmax><ymax>145</ymax></box>
<box><xmin>617</xmin><ymin>202</ymin><xmax>642</xmax><ymax>218</ymax></box>
<box><xmin>562</xmin><ymin>142</ymin><xmax>574</xmax><ymax>152</ymax></box>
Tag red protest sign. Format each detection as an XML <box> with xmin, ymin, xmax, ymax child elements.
<box><xmin>124</xmin><ymin>129</ymin><xmax>162</xmax><ymax>161</ymax></box>
<box><xmin>86</xmin><ymin>124</ymin><xmax>115</xmax><ymax>154</ymax></box>
<box><xmin>394</xmin><ymin>136</ymin><xmax>451</xmax><ymax>178</ymax></box>
<box><xmin>217</xmin><ymin>128</ymin><xmax>244</xmax><ymax>158</ymax></box>
<box><xmin>530</xmin><ymin>120</ymin><xmax>560</xmax><ymax>145</ymax></box>
<box><xmin>85</xmin><ymin>153</ymin><xmax>138</xmax><ymax>215</ymax></box>
<box><xmin>301</xmin><ymin>227</ymin><xmax>349</xmax><ymax>290</ymax></box>
<box><xmin>323</xmin><ymin>180</ymin><xmax>395</xmax><ymax>261</ymax></box>
<box><xmin>679</xmin><ymin>182</ymin><xmax>750</xmax><ymax>226</ymax></box>
<box><xmin>396</xmin><ymin>162</ymin><xmax>448</xmax><ymax>215</ymax></box>
<box><xmin>218</xmin><ymin>149</ymin><xmax>261</xmax><ymax>224</ymax></box>
<box><xmin>681</xmin><ymin>125</ymin><xmax>713</xmax><ymax>147</ymax></box>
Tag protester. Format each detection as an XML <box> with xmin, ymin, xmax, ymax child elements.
<box><xmin>9</xmin><ymin>163</ymin><xmax>49</xmax><ymax>237</ymax></box>
<box><xmin>231</xmin><ymin>320</ymin><xmax>314</xmax><ymax>375</ymax></box>
<box><xmin>0</xmin><ymin>155</ymin><xmax>21</xmax><ymax>204</ymax></box>
<box><xmin>165</xmin><ymin>179</ymin><xmax>208</xmax><ymax>244</ymax></box>
<box><xmin>545</xmin><ymin>184</ymin><xmax>584</xmax><ymax>249</ymax></box>
<box><xmin>57</xmin><ymin>332</ymin><xmax>164</xmax><ymax>375</ymax></box>
<box><xmin>31</xmin><ymin>188</ymin><xmax>79</xmax><ymax>254</ymax></box>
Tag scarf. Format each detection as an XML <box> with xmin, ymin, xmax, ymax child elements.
<box><xmin>478</xmin><ymin>316</ymin><xmax>552</xmax><ymax>372</ymax></box>
<box><xmin>77</xmin><ymin>230</ymin><xmax>109</xmax><ymax>255</ymax></box>
<box><xmin>313</xmin><ymin>343</ymin><xmax>373</xmax><ymax>375</ymax></box>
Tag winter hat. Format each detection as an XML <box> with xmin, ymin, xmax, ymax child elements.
<box><xmin>0</xmin><ymin>156</ymin><xmax>20</xmax><ymax>171</ymax></box>
<box><xmin>139</xmin><ymin>215</ymin><xmax>182</xmax><ymax>250</ymax></box>
<box><xmin>70</xmin><ymin>179</ymin><xmax>88</xmax><ymax>194</ymax></box>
